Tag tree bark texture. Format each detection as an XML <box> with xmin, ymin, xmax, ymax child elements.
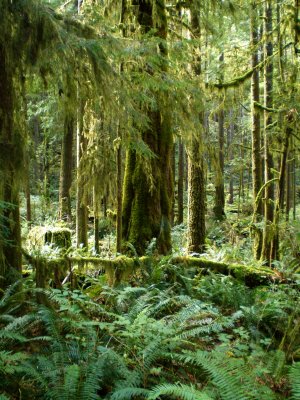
<box><xmin>59</xmin><ymin>113</ymin><xmax>74</xmax><ymax>222</ymax></box>
<box><xmin>177</xmin><ymin>139</ymin><xmax>184</xmax><ymax>224</ymax></box>
<box><xmin>250</xmin><ymin>2</ymin><xmax>263</xmax><ymax>259</ymax></box>
<box><xmin>214</xmin><ymin>53</ymin><xmax>225</xmax><ymax>221</ymax></box>
<box><xmin>187</xmin><ymin>3</ymin><xmax>206</xmax><ymax>253</ymax></box>
<box><xmin>122</xmin><ymin>0</ymin><xmax>173</xmax><ymax>255</ymax></box>
<box><xmin>188</xmin><ymin>141</ymin><xmax>206</xmax><ymax>253</ymax></box>
<box><xmin>261</xmin><ymin>0</ymin><xmax>275</xmax><ymax>264</ymax></box>
<box><xmin>76</xmin><ymin>99</ymin><xmax>88</xmax><ymax>248</ymax></box>
<box><xmin>0</xmin><ymin>43</ymin><xmax>22</xmax><ymax>285</ymax></box>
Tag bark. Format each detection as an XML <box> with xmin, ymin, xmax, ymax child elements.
<box><xmin>251</xmin><ymin>2</ymin><xmax>263</xmax><ymax>259</ymax></box>
<box><xmin>285</xmin><ymin>160</ymin><xmax>291</xmax><ymax>221</ymax></box>
<box><xmin>171</xmin><ymin>143</ymin><xmax>176</xmax><ymax>226</ymax></box>
<box><xmin>271</xmin><ymin>111</ymin><xmax>295</xmax><ymax>259</ymax></box>
<box><xmin>187</xmin><ymin>3</ymin><xmax>206</xmax><ymax>253</ymax></box>
<box><xmin>59</xmin><ymin>113</ymin><xmax>74</xmax><ymax>222</ymax></box>
<box><xmin>122</xmin><ymin>0</ymin><xmax>173</xmax><ymax>255</ymax></box>
<box><xmin>261</xmin><ymin>0</ymin><xmax>275</xmax><ymax>264</ymax></box>
<box><xmin>214</xmin><ymin>54</ymin><xmax>225</xmax><ymax>221</ymax></box>
<box><xmin>0</xmin><ymin>43</ymin><xmax>22</xmax><ymax>285</ymax></box>
<box><xmin>188</xmin><ymin>141</ymin><xmax>206</xmax><ymax>253</ymax></box>
<box><xmin>227</xmin><ymin>118</ymin><xmax>234</xmax><ymax>204</ymax></box>
<box><xmin>116</xmin><ymin>137</ymin><xmax>123</xmax><ymax>253</ymax></box>
<box><xmin>76</xmin><ymin>99</ymin><xmax>88</xmax><ymax>248</ymax></box>
<box><xmin>177</xmin><ymin>138</ymin><xmax>184</xmax><ymax>224</ymax></box>
<box><xmin>26</xmin><ymin>173</ymin><xmax>32</xmax><ymax>224</ymax></box>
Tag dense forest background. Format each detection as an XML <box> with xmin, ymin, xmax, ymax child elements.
<box><xmin>0</xmin><ymin>0</ymin><xmax>300</xmax><ymax>399</ymax></box>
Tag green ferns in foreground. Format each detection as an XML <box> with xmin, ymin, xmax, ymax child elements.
<box><xmin>0</xmin><ymin>268</ymin><xmax>299</xmax><ymax>399</ymax></box>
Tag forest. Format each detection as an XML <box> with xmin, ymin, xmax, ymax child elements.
<box><xmin>0</xmin><ymin>0</ymin><xmax>300</xmax><ymax>398</ymax></box>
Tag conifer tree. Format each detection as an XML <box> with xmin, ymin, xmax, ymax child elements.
<box><xmin>122</xmin><ymin>0</ymin><xmax>173</xmax><ymax>255</ymax></box>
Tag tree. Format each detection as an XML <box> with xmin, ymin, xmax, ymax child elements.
<box><xmin>261</xmin><ymin>0</ymin><xmax>275</xmax><ymax>265</ymax></box>
<box><xmin>122</xmin><ymin>0</ymin><xmax>173</xmax><ymax>255</ymax></box>
<box><xmin>187</xmin><ymin>2</ymin><xmax>206</xmax><ymax>254</ymax></box>
<box><xmin>250</xmin><ymin>1</ymin><xmax>263</xmax><ymax>259</ymax></box>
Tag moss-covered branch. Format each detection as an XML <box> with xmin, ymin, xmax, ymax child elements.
<box><xmin>212</xmin><ymin>42</ymin><xmax>293</xmax><ymax>89</ymax></box>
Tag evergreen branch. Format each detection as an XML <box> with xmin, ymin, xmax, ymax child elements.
<box><xmin>212</xmin><ymin>41</ymin><xmax>293</xmax><ymax>89</ymax></box>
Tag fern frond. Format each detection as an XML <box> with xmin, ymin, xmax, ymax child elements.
<box><xmin>177</xmin><ymin>350</ymin><xmax>275</xmax><ymax>400</ymax></box>
<box><xmin>111</xmin><ymin>387</ymin><xmax>150</xmax><ymax>400</ymax></box>
<box><xmin>148</xmin><ymin>383</ymin><xmax>212</xmax><ymax>400</ymax></box>
<box><xmin>289</xmin><ymin>362</ymin><xmax>300</xmax><ymax>400</ymax></box>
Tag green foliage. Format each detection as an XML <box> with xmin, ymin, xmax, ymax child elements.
<box><xmin>289</xmin><ymin>363</ymin><xmax>300</xmax><ymax>400</ymax></box>
<box><xmin>0</xmin><ymin>265</ymin><xmax>299</xmax><ymax>399</ymax></box>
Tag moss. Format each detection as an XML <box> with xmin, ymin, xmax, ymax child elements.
<box><xmin>27</xmin><ymin>226</ymin><xmax>71</xmax><ymax>250</ymax></box>
<box><xmin>171</xmin><ymin>256</ymin><xmax>279</xmax><ymax>287</ymax></box>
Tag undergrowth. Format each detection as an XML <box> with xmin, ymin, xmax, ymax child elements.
<box><xmin>0</xmin><ymin>259</ymin><xmax>299</xmax><ymax>399</ymax></box>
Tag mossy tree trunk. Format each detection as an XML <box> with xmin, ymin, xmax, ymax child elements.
<box><xmin>76</xmin><ymin>98</ymin><xmax>88</xmax><ymax>248</ymax></box>
<box><xmin>187</xmin><ymin>4</ymin><xmax>206</xmax><ymax>254</ymax></box>
<box><xmin>0</xmin><ymin>43</ymin><xmax>22</xmax><ymax>285</ymax></box>
<box><xmin>271</xmin><ymin>111</ymin><xmax>295</xmax><ymax>259</ymax></box>
<box><xmin>261</xmin><ymin>0</ymin><xmax>275</xmax><ymax>265</ymax></box>
<box><xmin>122</xmin><ymin>0</ymin><xmax>173</xmax><ymax>255</ymax></box>
<box><xmin>214</xmin><ymin>53</ymin><xmax>225</xmax><ymax>221</ymax></box>
<box><xmin>188</xmin><ymin>141</ymin><xmax>206</xmax><ymax>253</ymax></box>
<box><xmin>116</xmin><ymin>126</ymin><xmax>123</xmax><ymax>253</ymax></box>
<box><xmin>250</xmin><ymin>1</ymin><xmax>263</xmax><ymax>259</ymax></box>
<box><xmin>227</xmin><ymin>116</ymin><xmax>234</xmax><ymax>205</ymax></box>
<box><xmin>59</xmin><ymin>84</ymin><xmax>76</xmax><ymax>222</ymax></box>
<box><xmin>177</xmin><ymin>138</ymin><xmax>184</xmax><ymax>224</ymax></box>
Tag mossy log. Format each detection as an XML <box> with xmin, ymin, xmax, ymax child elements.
<box><xmin>171</xmin><ymin>256</ymin><xmax>280</xmax><ymax>287</ymax></box>
<box><xmin>23</xmin><ymin>250</ymin><xmax>150</xmax><ymax>287</ymax></box>
<box><xmin>23</xmin><ymin>248</ymin><xmax>280</xmax><ymax>288</ymax></box>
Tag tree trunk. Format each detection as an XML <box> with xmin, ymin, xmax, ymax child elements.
<box><xmin>261</xmin><ymin>0</ymin><xmax>275</xmax><ymax>265</ymax></box>
<box><xmin>0</xmin><ymin>43</ymin><xmax>22</xmax><ymax>285</ymax></box>
<box><xmin>250</xmin><ymin>1</ymin><xmax>263</xmax><ymax>259</ymax></box>
<box><xmin>271</xmin><ymin>111</ymin><xmax>295</xmax><ymax>259</ymax></box>
<box><xmin>285</xmin><ymin>159</ymin><xmax>291</xmax><ymax>221</ymax></box>
<box><xmin>116</xmin><ymin>134</ymin><xmax>123</xmax><ymax>253</ymax></box>
<box><xmin>122</xmin><ymin>0</ymin><xmax>173</xmax><ymax>255</ymax></box>
<box><xmin>188</xmin><ymin>142</ymin><xmax>206</xmax><ymax>253</ymax></box>
<box><xmin>177</xmin><ymin>138</ymin><xmax>184</xmax><ymax>224</ymax></box>
<box><xmin>76</xmin><ymin>98</ymin><xmax>88</xmax><ymax>248</ymax></box>
<box><xmin>171</xmin><ymin>143</ymin><xmax>176</xmax><ymax>226</ymax></box>
<box><xmin>26</xmin><ymin>173</ymin><xmax>32</xmax><ymax>225</ymax></box>
<box><xmin>214</xmin><ymin>54</ymin><xmax>225</xmax><ymax>221</ymax></box>
<box><xmin>59</xmin><ymin>113</ymin><xmax>74</xmax><ymax>222</ymax></box>
<box><xmin>187</xmin><ymin>4</ymin><xmax>206</xmax><ymax>253</ymax></box>
<box><xmin>227</xmin><ymin>117</ymin><xmax>234</xmax><ymax>204</ymax></box>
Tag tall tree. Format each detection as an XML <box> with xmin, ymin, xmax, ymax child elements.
<box><xmin>187</xmin><ymin>2</ymin><xmax>206</xmax><ymax>253</ymax></box>
<box><xmin>177</xmin><ymin>138</ymin><xmax>184</xmax><ymax>224</ymax></box>
<box><xmin>76</xmin><ymin>98</ymin><xmax>88</xmax><ymax>248</ymax></box>
<box><xmin>122</xmin><ymin>0</ymin><xmax>173</xmax><ymax>255</ymax></box>
<box><xmin>250</xmin><ymin>1</ymin><xmax>263</xmax><ymax>259</ymax></box>
<box><xmin>59</xmin><ymin>81</ymin><xmax>75</xmax><ymax>222</ymax></box>
<box><xmin>213</xmin><ymin>53</ymin><xmax>226</xmax><ymax>221</ymax></box>
<box><xmin>261</xmin><ymin>0</ymin><xmax>275</xmax><ymax>265</ymax></box>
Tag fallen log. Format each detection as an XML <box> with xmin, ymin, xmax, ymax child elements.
<box><xmin>22</xmin><ymin>249</ymin><xmax>280</xmax><ymax>288</ymax></box>
<box><xmin>171</xmin><ymin>256</ymin><xmax>280</xmax><ymax>287</ymax></box>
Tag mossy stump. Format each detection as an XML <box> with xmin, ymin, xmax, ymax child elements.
<box><xmin>27</xmin><ymin>226</ymin><xmax>72</xmax><ymax>250</ymax></box>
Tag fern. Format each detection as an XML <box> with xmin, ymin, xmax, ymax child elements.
<box><xmin>148</xmin><ymin>383</ymin><xmax>212</xmax><ymax>400</ymax></box>
<box><xmin>111</xmin><ymin>387</ymin><xmax>150</xmax><ymax>400</ymax></box>
<box><xmin>176</xmin><ymin>350</ymin><xmax>275</xmax><ymax>400</ymax></box>
<box><xmin>289</xmin><ymin>362</ymin><xmax>300</xmax><ymax>400</ymax></box>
